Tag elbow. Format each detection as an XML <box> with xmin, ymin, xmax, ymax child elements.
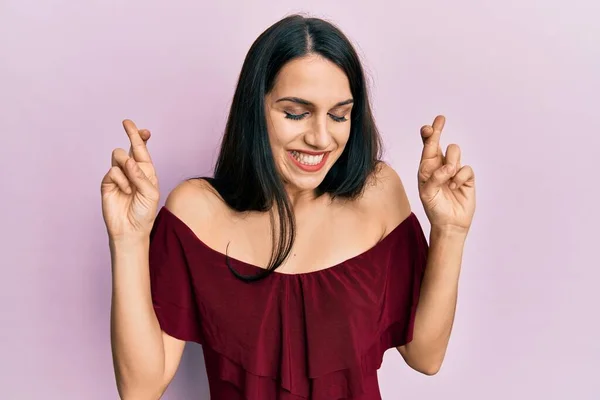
<box><xmin>116</xmin><ymin>375</ymin><xmax>166</xmax><ymax>400</ymax></box>
<box><xmin>400</xmin><ymin>344</ymin><xmax>445</xmax><ymax>376</ymax></box>
<box><xmin>117</xmin><ymin>386</ymin><xmax>165</xmax><ymax>400</ymax></box>
<box><xmin>414</xmin><ymin>362</ymin><xmax>442</xmax><ymax>376</ymax></box>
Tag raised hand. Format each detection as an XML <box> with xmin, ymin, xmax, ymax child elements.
<box><xmin>101</xmin><ymin>119</ymin><xmax>160</xmax><ymax>241</ymax></box>
<box><xmin>418</xmin><ymin>115</ymin><xmax>476</xmax><ymax>234</ymax></box>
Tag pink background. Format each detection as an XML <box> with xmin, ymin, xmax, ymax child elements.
<box><xmin>2</xmin><ymin>0</ymin><xmax>598</xmax><ymax>399</ymax></box>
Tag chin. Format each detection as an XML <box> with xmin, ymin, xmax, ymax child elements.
<box><xmin>285</xmin><ymin>174</ymin><xmax>327</xmax><ymax>192</ymax></box>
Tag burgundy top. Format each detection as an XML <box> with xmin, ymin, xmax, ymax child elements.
<box><xmin>149</xmin><ymin>205</ymin><xmax>429</xmax><ymax>400</ymax></box>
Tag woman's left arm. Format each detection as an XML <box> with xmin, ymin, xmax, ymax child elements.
<box><xmin>398</xmin><ymin>115</ymin><xmax>476</xmax><ymax>375</ymax></box>
<box><xmin>397</xmin><ymin>227</ymin><xmax>467</xmax><ymax>375</ymax></box>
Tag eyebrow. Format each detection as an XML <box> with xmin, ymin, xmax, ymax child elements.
<box><xmin>275</xmin><ymin>97</ymin><xmax>354</xmax><ymax>107</ymax></box>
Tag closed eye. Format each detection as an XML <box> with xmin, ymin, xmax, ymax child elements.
<box><xmin>284</xmin><ymin>111</ymin><xmax>307</xmax><ymax>121</ymax></box>
<box><xmin>329</xmin><ymin>114</ymin><xmax>348</xmax><ymax>123</ymax></box>
<box><xmin>284</xmin><ymin>111</ymin><xmax>348</xmax><ymax>123</ymax></box>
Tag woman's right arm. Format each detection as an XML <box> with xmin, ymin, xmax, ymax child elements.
<box><xmin>110</xmin><ymin>236</ymin><xmax>185</xmax><ymax>399</ymax></box>
<box><xmin>101</xmin><ymin>119</ymin><xmax>184</xmax><ymax>399</ymax></box>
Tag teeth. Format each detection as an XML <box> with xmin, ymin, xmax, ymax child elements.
<box><xmin>290</xmin><ymin>151</ymin><xmax>325</xmax><ymax>166</ymax></box>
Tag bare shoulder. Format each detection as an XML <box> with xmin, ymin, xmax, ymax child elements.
<box><xmin>360</xmin><ymin>161</ymin><xmax>413</xmax><ymax>235</ymax></box>
<box><xmin>163</xmin><ymin>178</ymin><xmax>227</xmax><ymax>233</ymax></box>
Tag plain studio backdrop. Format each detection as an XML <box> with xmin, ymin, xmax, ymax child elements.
<box><xmin>1</xmin><ymin>0</ymin><xmax>598</xmax><ymax>399</ymax></box>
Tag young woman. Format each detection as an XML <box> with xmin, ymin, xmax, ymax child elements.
<box><xmin>101</xmin><ymin>14</ymin><xmax>476</xmax><ymax>400</ymax></box>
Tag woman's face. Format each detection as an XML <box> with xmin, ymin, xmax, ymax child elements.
<box><xmin>265</xmin><ymin>54</ymin><xmax>353</xmax><ymax>194</ymax></box>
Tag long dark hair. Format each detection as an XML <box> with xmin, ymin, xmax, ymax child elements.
<box><xmin>197</xmin><ymin>14</ymin><xmax>382</xmax><ymax>282</ymax></box>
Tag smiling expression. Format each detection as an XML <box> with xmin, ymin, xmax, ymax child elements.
<box><xmin>264</xmin><ymin>54</ymin><xmax>354</xmax><ymax>193</ymax></box>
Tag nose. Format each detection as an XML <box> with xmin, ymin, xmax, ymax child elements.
<box><xmin>304</xmin><ymin>116</ymin><xmax>332</xmax><ymax>150</ymax></box>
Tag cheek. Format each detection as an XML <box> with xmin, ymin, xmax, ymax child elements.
<box><xmin>267</xmin><ymin>114</ymin><xmax>301</xmax><ymax>149</ymax></box>
<box><xmin>332</xmin><ymin>123</ymin><xmax>351</xmax><ymax>148</ymax></box>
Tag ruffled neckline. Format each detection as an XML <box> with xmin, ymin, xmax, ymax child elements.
<box><xmin>159</xmin><ymin>205</ymin><xmax>416</xmax><ymax>277</ymax></box>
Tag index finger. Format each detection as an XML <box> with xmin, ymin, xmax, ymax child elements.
<box><xmin>123</xmin><ymin>119</ymin><xmax>152</xmax><ymax>163</ymax></box>
<box><xmin>129</xmin><ymin>129</ymin><xmax>150</xmax><ymax>158</ymax></box>
<box><xmin>420</xmin><ymin>115</ymin><xmax>445</xmax><ymax>161</ymax></box>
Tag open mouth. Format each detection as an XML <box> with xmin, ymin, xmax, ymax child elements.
<box><xmin>287</xmin><ymin>150</ymin><xmax>330</xmax><ymax>172</ymax></box>
<box><xmin>289</xmin><ymin>151</ymin><xmax>326</xmax><ymax>165</ymax></box>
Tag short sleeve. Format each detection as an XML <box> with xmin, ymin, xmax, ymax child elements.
<box><xmin>149</xmin><ymin>207</ymin><xmax>203</xmax><ymax>343</ymax></box>
<box><xmin>404</xmin><ymin>214</ymin><xmax>429</xmax><ymax>344</ymax></box>
<box><xmin>383</xmin><ymin>213</ymin><xmax>429</xmax><ymax>347</ymax></box>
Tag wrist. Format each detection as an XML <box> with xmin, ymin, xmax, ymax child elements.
<box><xmin>109</xmin><ymin>236</ymin><xmax>150</xmax><ymax>275</ymax></box>
<box><xmin>109</xmin><ymin>235</ymin><xmax>150</xmax><ymax>251</ymax></box>
<box><xmin>430</xmin><ymin>224</ymin><xmax>468</xmax><ymax>242</ymax></box>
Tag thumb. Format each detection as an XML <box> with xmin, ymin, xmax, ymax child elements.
<box><xmin>125</xmin><ymin>158</ymin><xmax>157</xmax><ymax>198</ymax></box>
